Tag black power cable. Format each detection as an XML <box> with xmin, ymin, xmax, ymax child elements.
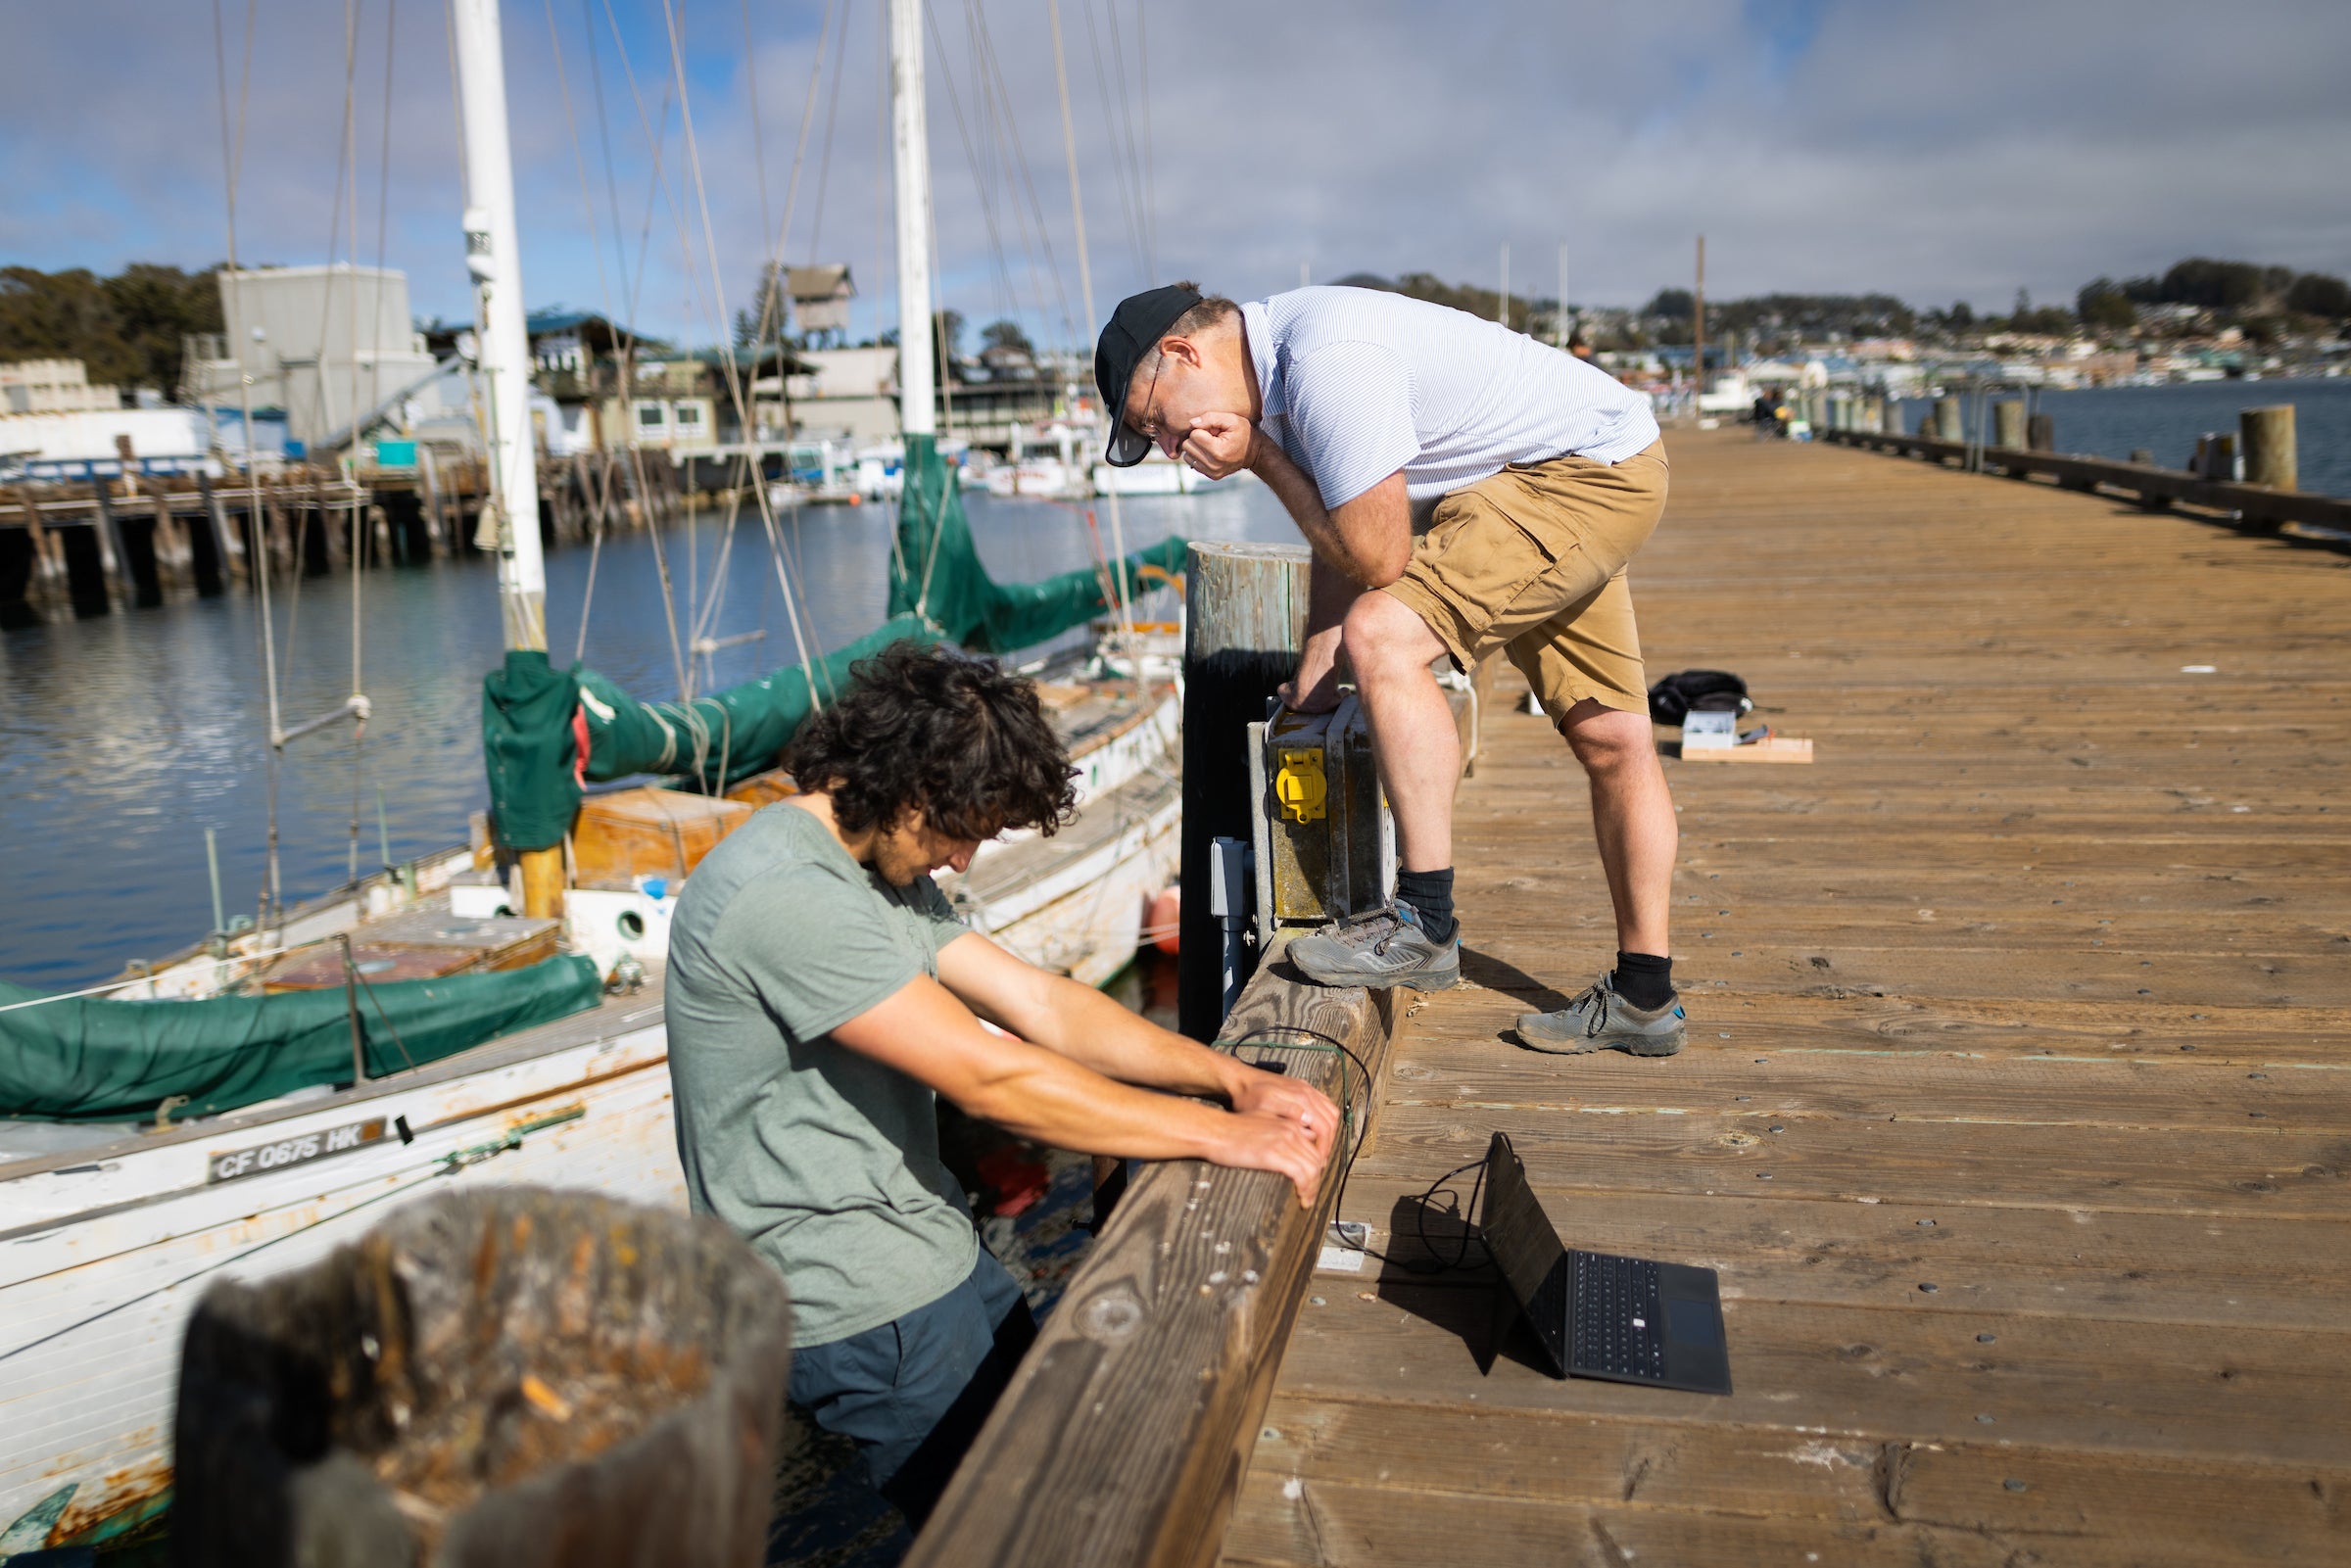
<box><xmin>1225</xmin><ymin>1025</ymin><xmax>1491</xmax><ymax>1277</ymax></box>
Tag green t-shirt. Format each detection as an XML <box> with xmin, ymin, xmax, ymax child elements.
<box><xmin>664</xmin><ymin>802</ymin><xmax>977</xmax><ymax>1346</ymax></box>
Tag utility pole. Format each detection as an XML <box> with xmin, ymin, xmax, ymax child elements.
<box><xmin>1693</xmin><ymin>234</ymin><xmax>1707</xmax><ymax>402</ymax></box>
<box><xmin>1497</xmin><ymin>243</ymin><xmax>1510</xmax><ymax>328</ymax></box>
<box><xmin>1557</xmin><ymin>242</ymin><xmax>1568</xmax><ymax>350</ymax></box>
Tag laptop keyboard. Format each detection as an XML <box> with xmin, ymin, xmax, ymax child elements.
<box><xmin>1571</xmin><ymin>1251</ymin><xmax>1666</xmax><ymax>1379</ymax></box>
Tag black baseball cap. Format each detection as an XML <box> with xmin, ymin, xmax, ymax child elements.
<box><xmin>1094</xmin><ymin>282</ymin><xmax>1204</xmax><ymax>466</ymax></box>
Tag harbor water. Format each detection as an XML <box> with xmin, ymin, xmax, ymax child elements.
<box><xmin>0</xmin><ymin>486</ymin><xmax>1298</xmax><ymax>989</ymax></box>
<box><xmin>1891</xmin><ymin>376</ymin><xmax>2351</xmax><ymax>494</ymax></box>
<box><xmin>8</xmin><ymin>378</ymin><xmax>2346</xmax><ymax>990</ymax></box>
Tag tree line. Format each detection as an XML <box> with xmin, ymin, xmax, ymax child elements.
<box><xmin>0</xmin><ymin>263</ymin><xmax>223</xmax><ymax>396</ymax></box>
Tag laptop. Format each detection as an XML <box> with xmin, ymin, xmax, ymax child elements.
<box><xmin>1478</xmin><ymin>1131</ymin><xmax>1732</xmax><ymax>1395</ymax></box>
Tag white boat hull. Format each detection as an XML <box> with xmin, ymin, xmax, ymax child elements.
<box><xmin>0</xmin><ymin>688</ymin><xmax>1184</xmax><ymax>1553</ymax></box>
<box><xmin>0</xmin><ymin>1004</ymin><xmax>681</xmax><ymax>1550</ymax></box>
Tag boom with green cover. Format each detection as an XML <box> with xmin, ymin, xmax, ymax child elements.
<box><xmin>482</xmin><ymin>434</ymin><xmax>1186</xmax><ymax>851</ymax></box>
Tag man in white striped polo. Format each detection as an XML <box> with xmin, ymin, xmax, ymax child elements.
<box><xmin>1096</xmin><ymin>282</ymin><xmax>1687</xmax><ymax>1056</ymax></box>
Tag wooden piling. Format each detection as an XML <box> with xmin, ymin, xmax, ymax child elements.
<box><xmin>1932</xmin><ymin>396</ymin><xmax>1964</xmax><ymax>443</ymax></box>
<box><xmin>1176</xmin><ymin>541</ymin><xmax>1313</xmax><ymax>1041</ymax></box>
<box><xmin>1993</xmin><ymin>399</ymin><xmax>2028</xmax><ymax>451</ymax></box>
<box><xmin>197</xmin><ymin>470</ymin><xmax>246</xmax><ymax>585</ymax></box>
<box><xmin>2240</xmin><ymin>404</ymin><xmax>2296</xmax><ymax>492</ymax></box>
<box><xmin>14</xmin><ymin>486</ymin><xmax>67</xmax><ymax>620</ymax></box>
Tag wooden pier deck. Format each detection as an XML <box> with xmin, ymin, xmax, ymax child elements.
<box><xmin>1217</xmin><ymin>427</ymin><xmax>2351</xmax><ymax>1565</ymax></box>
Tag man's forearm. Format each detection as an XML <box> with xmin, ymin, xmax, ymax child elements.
<box><xmin>1305</xmin><ymin>554</ymin><xmax>1360</xmax><ymax>639</ymax></box>
<box><xmin>1029</xmin><ymin>976</ymin><xmax>1251</xmax><ymax>1101</ymax></box>
<box><xmin>1247</xmin><ymin>434</ymin><xmax>1412</xmax><ymax>589</ymax></box>
<box><xmin>1248</xmin><ymin>433</ymin><xmax>1349</xmax><ymax>566</ymax></box>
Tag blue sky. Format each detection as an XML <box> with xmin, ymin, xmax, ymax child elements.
<box><xmin>1</xmin><ymin>0</ymin><xmax>2345</xmax><ymax>351</ymax></box>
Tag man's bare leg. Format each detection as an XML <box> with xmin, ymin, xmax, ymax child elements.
<box><xmin>1511</xmin><ymin>698</ymin><xmax>1688</xmax><ymax>1054</ymax></box>
<box><xmin>1340</xmin><ymin>590</ymin><xmax>1458</xmax><ymax>872</ymax></box>
<box><xmin>1560</xmin><ymin>698</ymin><xmax>1676</xmax><ymax>954</ymax></box>
<box><xmin>1286</xmin><ymin>588</ymin><xmax>1465</xmax><ymax>987</ymax></box>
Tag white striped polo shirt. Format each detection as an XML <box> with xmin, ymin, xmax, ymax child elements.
<box><xmin>1241</xmin><ymin>286</ymin><xmax>1659</xmax><ymax>514</ymax></box>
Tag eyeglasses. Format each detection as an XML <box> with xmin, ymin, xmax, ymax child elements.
<box><xmin>1130</xmin><ymin>356</ymin><xmax>1168</xmax><ymax>450</ymax></box>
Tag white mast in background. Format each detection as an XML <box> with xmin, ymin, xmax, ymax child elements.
<box><xmin>888</xmin><ymin>0</ymin><xmax>936</xmax><ymax>440</ymax></box>
<box><xmin>450</xmin><ymin>0</ymin><xmax>547</xmax><ymax>652</ymax></box>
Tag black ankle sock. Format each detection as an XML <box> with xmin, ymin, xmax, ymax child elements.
<box><xmin>1395</xmin><ymin>868</ymin><xmax>1458</xmax><ymax>945</ymax></box>
<box><xmin>1612</xmin><ymin>950</ymin><xmax>1673</xmax><ymax>1010</ymax></box>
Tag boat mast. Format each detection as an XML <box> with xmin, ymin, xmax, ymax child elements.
<box><xmin>452</xmin><ymin>0</ymin><xmax>561</xmax><ymax>918</ymax></box>
<box><xmin>888</xmin><ymin>0</ymin><xmax>936</xmax><ymax>442</ymax></box>
<box><xmin>450</xmin><ymin>0</ymin><xmax>547</xmax><ymax>653</ymax></box>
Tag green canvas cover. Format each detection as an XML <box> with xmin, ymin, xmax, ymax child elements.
<box><xmin>483</xmin><ymin>649</ymin><xmax>582</xmax><ymax>854</ymax></box>
<box><xmin>482</xmin><ymin>434</ymin><xmax>1186</xmax><ymax>852</ymax></box>
<box><xmin>889</xmin><ymin>433</ymin><xmax>1189</xmax><ymax>651</ymax></box>
<box><xmin>0</xmin><ymin>955</ymin><xmax>603</xmax><ymax>1123</ymax></box>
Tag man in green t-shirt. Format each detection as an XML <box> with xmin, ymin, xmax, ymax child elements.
<box><xmin>666</xmin><ymin>642</ymin><xmax>1336</xmax><ymax>1527</ymax></box>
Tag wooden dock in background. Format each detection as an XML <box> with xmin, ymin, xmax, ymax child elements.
<box><xmin>1201</xmin><ymin>426</ymin><xmax>2351</xmax><ymax>1564</ymax></box>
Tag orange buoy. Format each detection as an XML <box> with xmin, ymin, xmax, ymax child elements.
<box><xmin>1145</xmin><ymin>885</ymin><xmax>1180</xmax><ymax>955</ymax></box>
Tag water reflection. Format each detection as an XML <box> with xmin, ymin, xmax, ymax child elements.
<box><xmin>0</xmin><ymin>485</ymin><xmax>1297</xmax><ymax>987</ymax></box>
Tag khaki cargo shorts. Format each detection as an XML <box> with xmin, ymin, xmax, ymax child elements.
<box><xmin>1382</xmin><ymin>440</ymin><xmax>1667</xmax><ymax>723</ymax></box>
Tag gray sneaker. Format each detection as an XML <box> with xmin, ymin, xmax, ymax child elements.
<box><xmin>1286</xmin><ymin>902</ymin><xmax>1461</xmax><ymax>990</ymax></box>
<box><xmin>1513</xmin><ymin>972</ymin><xmax>1687</xmax><ymax>1056</ymax></box>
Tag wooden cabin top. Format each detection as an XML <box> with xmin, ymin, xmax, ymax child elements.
<box><xmin>921</xmin><ymin>425</ymin><xmax>2351</xmax><ymax>1566</ymax></box>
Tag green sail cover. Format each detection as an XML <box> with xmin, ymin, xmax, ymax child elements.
<box><xmin>0</xmin><ymin>955</ymin><xmax>603</xmax><ymax>1123</ymax></box>
<box><xmin>482</xmin><ymin>433</ymin><xmax>1187</xmax><ymax>851</ymax></box>
<box><xmin>889</xmin><ymin>433</ymin><xmax>1189</xmax><ymax>651</ymax></box>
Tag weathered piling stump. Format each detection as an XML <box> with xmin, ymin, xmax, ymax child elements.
<box><xmin>1932</xmin><ymin>396</ymin><xmax>1964</xmax><ymax>444</ymax></box>
<box><xmin>1992</xmin><ymin>399</ymin><xmax>2028</xmax><ymax>452</ymax></box>
<box><xmin>172</xmin><ymin>1188</ymin><xmax>793</xmax><ymax>1568</ymax></box>
<box><xmin>1177</xmin><ymin>541</ymin><xmax>1312</xmax><ymax>1041</ymax></box>
<box><xmin>2241</xmin><ymin>404</ymin><xmax>2297</xmax><ymax>492</ymax></box>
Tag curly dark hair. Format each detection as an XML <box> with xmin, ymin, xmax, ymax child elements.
<box><xmin>787</xmin><ymin>641</ymin><xmax>1077</xmax><ymax>839</ymax></box>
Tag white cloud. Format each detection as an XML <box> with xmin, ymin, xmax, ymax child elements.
<box><xmin>0</xmin><ymin>0</ymin><xmax>2343</xmax><ymax>346</ymax></box>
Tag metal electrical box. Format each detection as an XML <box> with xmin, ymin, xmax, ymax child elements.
<box><xmin>1247</xmin><ymin>694</ymin><xmax>1394</xmax><ymax>949</ymax></box>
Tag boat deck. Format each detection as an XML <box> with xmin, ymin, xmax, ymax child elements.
<box><xmin>1219</xmin><ymin>427</ymin><xmax>2351</xmax><ymax>1565</ymax></box>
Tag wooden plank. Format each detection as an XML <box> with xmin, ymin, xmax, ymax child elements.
<box><xmin>1224</xmin><ymin>1480</ymin><xmax>2049</xmax><ymax>1568</ymax></box>
<box><xmin>906</xmin><ymin>961</ymin><xmax>1394</xmax><ymax>1568</ymax></box>
<box><xmin>1204</xmin><ymin>428</ymin><xmax>2351</xmax><ymax>1565</ymax></box>
<box><xmin>1351</xmin><ymin>1096</ymin><xmax>2351</xmax><ymax>1220</ymax></box>
<box><xmin>1268</xmin><ymin>1285</ymin><xmax>2351</xmax><ymax>1466</ymax></box>
<box><xmin>1329</xmin><ymin>1179</ymin><xmax>2351</xmax><ymax>1331</ymax></box>
<box><xmin>1223</xmin><ymin>1405</ymin><xmax>2351</xmax><ymax>1566</ymax></box>
<box><xmin>1677</xmin><ymin>735</ymin><xmax>1814</xmax><ymax>763</ymax></box>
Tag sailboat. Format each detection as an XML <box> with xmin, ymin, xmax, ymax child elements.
<box><xmin>0</xmin><ymin>0</ymin><xmax>1182</xmax><ymax>1553</ymax></box>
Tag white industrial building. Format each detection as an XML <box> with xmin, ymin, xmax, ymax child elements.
<box><xmin>186</xmin><ymin>264</ymin><xmax>456</xmax><ymax>451</ymax></box>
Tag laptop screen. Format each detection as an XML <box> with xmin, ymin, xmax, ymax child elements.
<box><xmin>1479</xmin><ymin>1132</ymin><xmax>1564</xmax><ymax>1311</ymax></box>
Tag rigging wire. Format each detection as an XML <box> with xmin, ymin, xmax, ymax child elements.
<box><xmin>1133</xmin><ymin>0</ymin><xmax>1158</xmax><ymax>287</ymax></box>
<box><xmin>1047</xmin><ymin>0</ymin><xmax>1133</xmax><ymax>633</ymax></box>
<box><xmin>1080</xmin><ymin>0</ymin><xmax>1147</xmax><ymax>285</ymax></box>
<box><xmin>592</xmin><ymin>0</ymin><xmax>696</xmax><ymax>703</ymax></box>
<box><xmin>803</xmin><ymin>0</ymin><xmax>854</xmax><ymax>263</ymax></box>
<box><xmin>924</xmin><ymin>0</ymin><xmax>1023</xmax><ymax>327</ymax></box>
<box><xmin>348</xmin><ymin>0</ymin><xmax>400</xmax><ymax>888</ymax></box>
<box><xmin>211</xmin><ymin>0</ymin><xmax>281</xmax><ymax>931</ymax></box>
<box><xmin>543</xmin><ymin>0</ymin><xmax>620</xmax><ymax>663</ymax></box>
<box><xmin>964</xmin><ymin>0</ymin><xmax>1074</xmax><ymax>343</ymax></box>
<box><xmin>654</xmin><ymin>0</ymin><xmax>823</xmax><ymax>710</ymax></box>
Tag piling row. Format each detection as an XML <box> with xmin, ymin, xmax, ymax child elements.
<box><xmin>0</xmin><ymin>451</ymin><xmax>697</xmax><ymax>628</ymax></box>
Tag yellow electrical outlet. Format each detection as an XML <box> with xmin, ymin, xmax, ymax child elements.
<box><xmin>1275</xmin><ymin>748</ymin><xmax>1327</xmax><ymax>824</ymax></box>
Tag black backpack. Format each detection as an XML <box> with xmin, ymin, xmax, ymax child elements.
<box><xmin>1647</xmin><ymin>669</ymin><xmax>1751</xmax><ymax>725</ymax></box>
